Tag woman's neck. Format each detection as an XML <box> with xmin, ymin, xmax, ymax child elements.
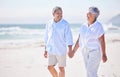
<box><xmin>88</xmin><ymin>19</ymin><xmax>96</xmax><ymax>26</ymax></box>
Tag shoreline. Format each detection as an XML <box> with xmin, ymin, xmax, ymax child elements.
<box><xmin>0</xmin><ymin>33</ymin><xmax>120</xmax><ymax>49</ymax></box>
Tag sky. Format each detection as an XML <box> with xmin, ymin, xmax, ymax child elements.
<box><xmin>0</xmin><ymin>0</ymin><xmax>120</xmax><ymax>24</ymax></box>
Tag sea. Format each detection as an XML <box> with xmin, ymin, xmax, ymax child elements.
<box><xmin>0</xmin><ymin>23</ymin><xmax>120</xmax><ymax>48</ymax></box>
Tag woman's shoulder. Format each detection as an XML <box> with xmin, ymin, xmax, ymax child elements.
<box><xmin>95</xmin><ymin>21</ymin><xmax>103</xmax><ymax>26</ymax></box>
<box><xmin>81</xmin><ymin>22</ymin><xmax>87</xmax><ymax>28</ymax></box>
<box><xmin>94</xmin><ymin>21</ymin><xmax>104</xmax><ymax>31</ymax></box>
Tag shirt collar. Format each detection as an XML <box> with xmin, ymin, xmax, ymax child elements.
<box><xmin>86</xmin><ymin>20</ymin><xmax>98</xmax><ymax>28</ymax></box>
<box><xmin>53</xmin><ymin>18</ymin><xmax>63</xmax><ymax>24</ymax></box>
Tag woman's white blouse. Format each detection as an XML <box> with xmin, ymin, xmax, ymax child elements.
<box><xmin>79</xmin><ymin>21</ymin><xmax>105</xmax><ymax>49</ymax></box>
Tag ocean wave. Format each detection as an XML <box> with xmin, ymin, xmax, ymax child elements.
<box><xmin>0</xmin><ymin>24</ymin><xmax>119</xmax><ymax>40</ymax></box>
<box><xmin>0</xmin><ymin>26</ymin><xmax>44</xmax><ymax>35</ymax></box>
<box><xmin>0</xmin><ymin>26</ymin><xmax>21</xmax><ymax>31</ymax></box>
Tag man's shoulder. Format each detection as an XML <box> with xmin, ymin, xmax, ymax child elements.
<box><xmin>61</xmin><ymin>19</ymin><xmax>69</xmax><ymax>24</ymax></box>
<box><xmin>46</xmin><ymin>19</ymin><xmax>54</xmax><ymax>26</ymax></box>
<box><xmin>48</xmin><ymin>19</ymin><xmax>54</xmax><ymax>23</ymax></box>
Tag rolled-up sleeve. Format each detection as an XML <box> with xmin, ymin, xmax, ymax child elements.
<box><xmin>65</xmin><ymin>24</ymin><xmax>73</xmax><ymax>46</ymax></box>
<box><xmin>97</xmin><ymin>24</ymin><xmax>105</xmax><ymax>38</ymax></box>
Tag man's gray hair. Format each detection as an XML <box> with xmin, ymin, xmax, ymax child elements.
<box><xmin>52</xmin><ymin>6</ymin><xmax>62</xmax><ymax>14</ymax></box>
<box><xmin>89</xmin><ymin>6</ymin><xmax>100</xmax><ymax>18</ymax></box>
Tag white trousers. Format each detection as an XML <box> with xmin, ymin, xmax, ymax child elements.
<box><xmin>82</xmin><ymin>47</ymin><xmax>101</xmax><ymax>77</ymax></box>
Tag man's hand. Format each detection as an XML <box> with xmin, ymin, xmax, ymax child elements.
<box><xmin>44</xmin><ymin>51</ymin><xmax>48</xmax><ymax>58</ymax></box>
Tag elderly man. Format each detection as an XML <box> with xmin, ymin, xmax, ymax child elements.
<box><xmin>44</xmin><ymin>6</ymin><xmax>73</xmax><ymax>77</ymax></box>
<box><xmin>69</xmin><ymin>7</ymin><xmax>107</xmax><ymax>77</ymax></box>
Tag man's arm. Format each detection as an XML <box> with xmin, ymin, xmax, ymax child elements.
<box><xmin>44</xmin><ymin>46</ymin><xmax>47</xmax><ymax>58</ymax></box>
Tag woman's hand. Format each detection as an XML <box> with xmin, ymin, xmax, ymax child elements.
<box><xmin>102</xmin><ymin>54</ymin><xmax>107</xmax><ymax>63</ymax></box>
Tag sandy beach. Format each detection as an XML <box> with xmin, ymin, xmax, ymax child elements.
<box><xmin>0</xmin><ymin>33</ymin><xmax>120</xmax><ymax>77</ymax></box>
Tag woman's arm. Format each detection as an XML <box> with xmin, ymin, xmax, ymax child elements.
<box><xmin>73</xmin><ymin>35</ymin><xmax>80</xmax><ymax>54</ymax></box>
<box><xmin>68</xmin><ymin>35</ymin><xmax>80</xmax><ymax>58</ymax></box>
<box><xmin>99</xmin><ymin>34</ymin><xmax>107</xmax><ymax>63</ymax></box>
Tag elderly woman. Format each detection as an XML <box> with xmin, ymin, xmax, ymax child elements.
<box><xmin>69</xmin><ymin>7</ymin><xmax>107</xmax><ymax>77</ymax></box>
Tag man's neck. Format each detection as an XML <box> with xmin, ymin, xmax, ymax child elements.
<box><xmin>54</xmin><ymin>18</ymin><xmax>61</xmax><ymax>23</ymax></box>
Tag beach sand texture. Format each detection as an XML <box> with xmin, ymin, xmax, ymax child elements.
<box><xmin>0</xmin><ymin>34</ymin><xmax>120</xmax><ymax>77</ymax></box>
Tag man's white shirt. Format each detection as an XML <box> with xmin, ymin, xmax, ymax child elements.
<box><xmin>45</xmin><ymin>19</ymin><xmax>73</xmax><ymax>55</ymax></box>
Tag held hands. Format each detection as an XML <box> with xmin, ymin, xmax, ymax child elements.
<box><xmin>102</xmin><ymin>54</ymin><xmax>107</xmax><ymax>63</ymax></box>
<box><xmin>68</xmin><ymin>50</ymin><xmax>75</xmax><ymax>58</ymax></box>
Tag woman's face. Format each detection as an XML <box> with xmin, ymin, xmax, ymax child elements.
<box><xmin>53</xmin><ymin>9</ymin><xmax>62</xmax><ymax>22</ymax></box>
<box><xmin>87</xmin><ymin>12</ymin><xmax>96</xmax><ymax>24</ymax></box>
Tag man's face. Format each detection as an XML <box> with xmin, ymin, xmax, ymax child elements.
<box><xmin>53</xmin><ymin>10</ymin><xmax>62</xmax><ymax>21</ymax></box>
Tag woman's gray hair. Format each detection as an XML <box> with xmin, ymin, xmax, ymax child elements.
<box><xmin>89</xmin><ymin>6</ymin><xmax>100</xmax><ymax>18</ymax></box>
<box><xmin>52</xmin><ymin>6</ymin><xmax>62</xmax><ymax>14</ymax></box>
